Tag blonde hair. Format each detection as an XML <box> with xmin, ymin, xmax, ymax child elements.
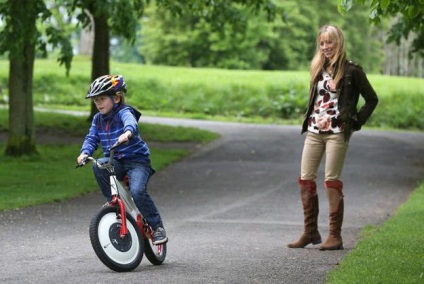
<box><xmin>310</xmin><ymin>25</ymin><xmax>346</xmax><ymax>86</ymax></box>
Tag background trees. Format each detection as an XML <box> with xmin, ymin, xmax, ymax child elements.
<box><xmin>0</xmin><ymin>0</ymin><xmax>422</xmax><ymax>157</ymax></box>
<box><xmin>338</xmin><ymin>0</ymin><xmax>423</xmax><ymax>56</ymax></box>
<box><xmin>131</xmin><ymin>0</ymin><xmax>421</xmax><ymax>76</ymax></box>
<box><xmin>0</xmin><ymin>0</ymin><xmax>284</xmax><ymax>156</ymax></box>
<box><xmin>338</xmin><ymin>0</ymin><xmax>423</xmax><ymax>77</ymax></box>
<box><xmin>127</xmin><ymin>0</ymin><xmax>415</xmax><ymax>75</ymax></box>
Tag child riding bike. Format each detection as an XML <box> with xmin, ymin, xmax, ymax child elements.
<box><xmin>76</xmin><ymin>74</ymin><xmax>167</xmax><ymax>245</ymax></box>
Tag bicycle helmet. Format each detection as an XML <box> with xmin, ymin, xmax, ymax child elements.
<box><xmin>86</xmin><ymin>75</ymin><xmax>127</xmax><ymax>99</ymax></box>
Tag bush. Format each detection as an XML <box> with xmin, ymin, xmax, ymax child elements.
<box><xmin>369</xmin><ymin>92</ymin><xmax>424</xmax><ymax>130</ymax></box>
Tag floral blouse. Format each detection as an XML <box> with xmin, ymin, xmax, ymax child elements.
<box><xmin>307</xmin><ymin>71</ymin><xmax>343</xmax><ymax>134</ymax></box>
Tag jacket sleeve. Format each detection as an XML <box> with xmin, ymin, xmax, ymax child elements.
<box><xmin>80</xmin><ymin>115</ymin><xmax>100</xmax><ymax>155</ymax></box>
<box><xmin>119</xmin><ymin>107</ymin><xmax>140</xmax><ymax>136</ymax></box>
<box><xmin>352</xmin><ymin>67</ymin><xmax>379</xmax><ymax>130</ymax></box>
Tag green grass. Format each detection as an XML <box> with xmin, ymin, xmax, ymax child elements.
<box><xmin>0</xmin><ymin>109</ymin><xmax>220</xmax><ymax>144</ymax></box>
<box><xmin>1</xmin><ymin>58</ymin><xmax>422</xmax><ymax>129</ymax></box>
<box><xmin>0</xmin><ymin>110</ymin><xmax>219</xmax><ymax>211</ymax></box>
<box><xmin>326</xmin><ymin>182</ymin><xmax>424</xmax><ymax>283</ymax></box>
<box><xmin>0</xmin><ymin>144</ymin><xmax>188</xmax><ymax>211</ymax></box>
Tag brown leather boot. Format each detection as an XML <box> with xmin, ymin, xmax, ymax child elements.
<box><xmin>287</xmin><ymin>178</ymin><xmax>322</xmax><ymax>248</ymax></box>
<box><xmin>320</xmin><ymin>180</ymin><xmax>344</xmax><ymax>250</ymax></box>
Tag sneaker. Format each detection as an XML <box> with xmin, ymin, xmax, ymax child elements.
<box><xmin>153</xmin><ymin>227</ymin><xmax>168</xmax><ymax>245</ymax></box>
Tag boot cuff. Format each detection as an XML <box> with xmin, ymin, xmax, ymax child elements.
<box><xmin>324</xmin><ymin>180</ymin><xmax>343</xmax><ymax>192</ymax></box>
<box><xmin>298</xmin><ymin>177</ymin><xmax>317</xmax><ymax>193</ymax></box>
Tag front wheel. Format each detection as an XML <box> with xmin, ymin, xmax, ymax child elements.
<box><xmin>89</xmin><ymin>206</ymin><xmax>144</xmax><ymax>272</ymax></box>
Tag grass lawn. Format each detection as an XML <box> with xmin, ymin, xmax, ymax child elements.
<box><xmin>326</xmin><ymin>182</ymin><xmax>424</xmax><ymax>283</ymax></box>
<box><xmin>0</xmin><ymin>109</ymin><xmax>219</xmax><ymax>211</ymax></box>
<box><xmin>2</xmin><ymin>58</ymin><xmax>423</xmax><ymax>129</ymax></box>
<box><xmin>0</xmin><ymin>144</ymin><xmax>189</xmax><ymax>211</ymax></box>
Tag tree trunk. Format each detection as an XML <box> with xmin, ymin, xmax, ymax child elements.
<box><xmin>87</xmin><ymin>8</ymin><xmax>110</xmax><ymax>120</ymax></box>
<box><xmin>5</xmin><ymin>0</ymin><xmax>37</xmax><ymax>156</ymax></box>
<box><xmin>79</xmin><ymin>27</ymin><xmax>94</xmax><ymax>56</ymax></box>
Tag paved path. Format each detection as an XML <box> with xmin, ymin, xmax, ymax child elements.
<box><xmin>1</xmin><ymin>116</ymin><xmax>423</xmax><ymax>284</ymax></box>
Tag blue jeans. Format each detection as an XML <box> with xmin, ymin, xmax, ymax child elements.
<box><xmin>92</xmin><ymin>157</ymin><xmax>163</xmax><ymax>230</ymax></box>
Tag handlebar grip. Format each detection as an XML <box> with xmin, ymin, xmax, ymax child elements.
<box><xmin>110</xmin><ymin>141</ymin><xmax>121</xmax><ymax>150</ymax></box>
<box><xmin>75</xmin><ymin>162</ymin><xmax>85</xmax><ymax>168</ymax></box>
<box><xmin>75</xmin><ymin>156</ymin><xmax>93</xmax><ymax>168</ymax></box>
<box><xmin>109</xmin><ymin>133</ymin><xmax>133</xmax><ymax>151</ymax></box>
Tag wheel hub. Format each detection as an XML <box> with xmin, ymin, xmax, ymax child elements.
<box><xmin>109</xmin><ymin>223</ymin><xmax>132</xmax><ymax>252</ymax></box>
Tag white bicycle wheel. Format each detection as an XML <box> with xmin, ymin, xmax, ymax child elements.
<box><xmin>89</xmin><ymin>206</ymin><xmax>144</xmax><ymax>272</ymax></box>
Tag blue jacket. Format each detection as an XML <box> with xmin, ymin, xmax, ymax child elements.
<box><xmin>80</xmin><ymin>104</ymin><xmax>151</xmax><ymax>163</ymax></box>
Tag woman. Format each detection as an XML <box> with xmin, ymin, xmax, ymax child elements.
<box><xmin>287</xmin><ymin>25</ymin><xmax>378</xmax><ymax>250</ymax></box>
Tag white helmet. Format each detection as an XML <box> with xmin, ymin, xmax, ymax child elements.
<box><xmin>86</xmin><ymin>75</ymin><xmax>127</xmax><ymax>98</ymax></box>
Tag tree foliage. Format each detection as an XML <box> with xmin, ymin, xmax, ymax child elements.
<box><xmin>153</xmin><ymin>0</ymin><xmax>279</xmax><ymax>31</ymax></box>
<box><xmin>338</xmin><ymin>0</ymin><xmax>424</xmax><ymax>56</ymax></box>
<box><xmin>0</xmin><ymin>1</ymin><xmax>73</xmax><ymax>72</ymax></box>
<box><xmin>140</xmin><ymin>5</ymin><xmax>276</xmax><ymax>69</ymax></box>
<box><xmin>64</xmin><ymin>0</ymin><xmax>148</xmax><ymax>118</ymax></box>
<box><xmin>139</xmin><ymin>0</ymin><xmax>383</xmax><ymax>73</ymax></box>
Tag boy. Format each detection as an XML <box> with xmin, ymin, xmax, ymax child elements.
<box><xmin>77</xmin><ymin>75</ymin><xmax>167</xmax><ymax>245</ymax></box>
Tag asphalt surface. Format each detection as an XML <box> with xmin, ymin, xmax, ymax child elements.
<box><xmin>1</xmin><ymin>117</ymin><xmax>424</xmax><ymax>284</ymax></box>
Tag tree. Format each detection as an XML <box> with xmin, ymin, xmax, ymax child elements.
<box><xmin>338</xmin><ymin>0</ymin><xmax>424</xmax><ymax>56</ymax></box>
<box><xmin>0</xmin><ymin>0</ymin><xmax>279</xmax><ymax>157</ymax></box>
<box><xmin>140</xmin><ymin>5</ymin><xmax>275</xmax><ymax>69</ymax></box>
<box><xmin>67</xmin><ymin>0</ymin><xmax>146</xmax><ymax>118</ymax></box>
<box><xmin>0</xmin><ymin>0</ymin><xmax>72</xmax><ymax>156</ymax></box>
<box><xmin>138</xmin><ymin>0</ymin><xmax>384</xmax><ymax>72</ymax></box>
<box><xmin>68</xmin><ymin>0</ymin><xmax>279</xmax><ymax>117</ymax></box>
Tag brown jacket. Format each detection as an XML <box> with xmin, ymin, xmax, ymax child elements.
<box><xmin>301</xmin><ymin>60</ymin><xmax>379</xmax><ymax>141</ymax></box>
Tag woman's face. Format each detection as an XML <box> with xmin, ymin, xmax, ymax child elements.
<box><xmin>319</xmin><ymin>33</ymin><xmax>336</xmax><ymax>59</ymax></box>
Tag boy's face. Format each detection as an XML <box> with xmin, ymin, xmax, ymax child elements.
<box><xmin>92</xmin><ymin>95</ymin><xmax>119</xmax><ymax>114</ymax></box>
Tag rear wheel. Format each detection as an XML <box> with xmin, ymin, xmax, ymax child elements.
<box><xmin>89</xmin><ymin>206</ymin><xmax>144</xmax><ymax>272</ymax></box>
<box><xmin>144</xmin><ymin>237</ymin><xmax>167</xmax><ymax>265</ymax></box>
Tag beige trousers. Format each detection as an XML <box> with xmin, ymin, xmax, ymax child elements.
<box><xmin>300</xmin><ymin>132</ymin><xmax>349</xmax><ymax>181</ymax></box>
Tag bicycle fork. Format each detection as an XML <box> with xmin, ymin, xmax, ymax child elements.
<box><xmin>109</xmin><ymin>176</ymin><xmax>129</xmax><ymax>238</ymax></box>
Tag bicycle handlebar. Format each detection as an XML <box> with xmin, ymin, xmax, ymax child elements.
<box><xmin>109</xmin><ymin>141</ymin><xmax>121</xmax><ymax>151</ymax></box>
<box><xmin>75</xmin><ymin>156</ymin><xmax>96</xmax><ymax>168</ymax></box>
<box><xmin>75</xmin><ymin>138</ymin><xmax>129</xmax><ymax>169</ymax></box>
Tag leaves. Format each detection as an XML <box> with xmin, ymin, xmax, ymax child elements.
<box><xmin>0</xmin><ymin>0</ymin><xmax>73</xmax><ymax>74</ymax></box>
<box><xmin>337</xmin><ymin>0</ymin><xmax>423</xmax><ymax>54</ymax></box>
<box><xmin>338</xmin><ymin>0</ymin><xmax>353</xmax><ymax>13</ymax></box>
<box><xmin>380</xmin><ymin>0</ymin><xmax>390</xmax><ymax>10</ymax></box>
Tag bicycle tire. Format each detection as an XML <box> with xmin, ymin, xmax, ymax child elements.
<box><xmin>89</xmin><ymin>206</ymin><xmax>144</xmax><ymax>272</ymax></box>
<box><xmin>144</xmin><ymin>237</ymin><xmax>167</xmax><ymax>265</ymax></box>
